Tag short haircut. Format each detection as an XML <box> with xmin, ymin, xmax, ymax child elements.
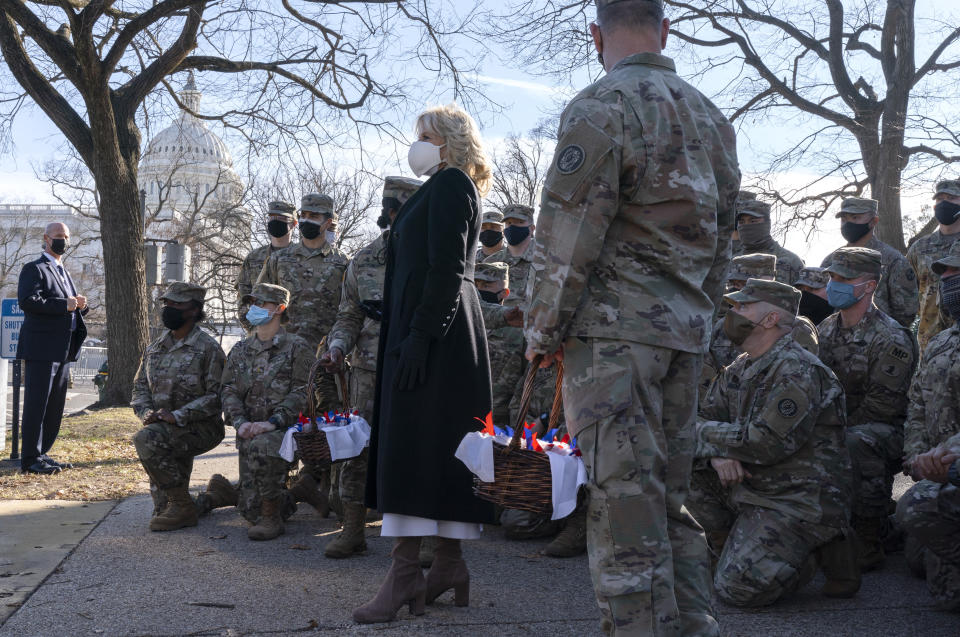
<box><xmin>597</xmin><ymin>1</ymin><xmax>665</xmax><ymax>33</ymax></box>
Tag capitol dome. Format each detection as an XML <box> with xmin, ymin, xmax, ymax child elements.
<box><xmin>139</xmin><ymin>72</ymin><xmax>244</xmax><ymax>219</ymax></box>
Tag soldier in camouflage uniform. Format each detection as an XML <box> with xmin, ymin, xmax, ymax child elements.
<box><xmin>691</xmin><ymin>280</ymin><xmax>857</xmax><ymax>606</ymax></box>
<box><xmin>907</xmin><ymin>179</ymin><xmax>960</xmax><ymax>349</ymax></box>
<box><xmin>477</xmin><ymin>209</ymin><xmax>505</xmax><ymax>263</ymax></box>
<box><xmin>737</xmin><ymin>196</ymin><xmax>805</xmax><ymax>286</ymax></box>
<box><xmin>235</xmin><ymin>201</ymin><xmax>297</xmax><ymax>330</ymax></box>
<box><xmin>321</xmin><ymin>176</ymin><xmax>422</xmax><ymax>558</ymax></box>
<box><xmin>818</xmin><ymin>247</ymin><xmax>918</xmax><ymax>569</ymax></box>
<box><xmin>132</xmin><ymin>282</ymin><xmax>226</xmax><ymax>532</ymax></box>
<box><xmin>221</xmin><ymin>283</ymin><xmax>314</xmax><ymax>541</ymax></box>
<box><xmin>730</xmin><ymin>190</ymin><xmax>756</xmax><ymax>258</ymax></box>
<box><xmin>524</xmin><ymin>2</ymin><xmax>739</xmax><ymax>632</ymax></box>
<box><xmin>821</xmin><ymin>197</ymin><xmax>918</xmax><ymax>328</ymax></box>
<box><xmin>794</xmin><ymin>266</ymin><xmax>834</xmax><ymax>326</ymax></box>
<box><xmin>483</xmin><ymin>204</ymin><xmax>536</xmax><ymax>302</ymax></box>
<box><xmin>473</xmin><ymin>262</ymin><xmax>524</xmax><ymax>426</ymax></box>
<box><xmin>897</xmin><ymin>246</ymin><xmax>960</xmax><ymax>609</ymax></box>
<box><xmin>258</xmin><ymin>192</ymin><xmax>348</xmax><ymax>509</ymax></box>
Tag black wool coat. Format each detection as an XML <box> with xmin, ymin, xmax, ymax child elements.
<box><xmin>366</xmin><ymin>167</ymin><xmax>495</xmax><ymax>524</ymax></box>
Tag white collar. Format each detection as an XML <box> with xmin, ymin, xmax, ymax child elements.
<box><xmin>43</xmin><ymin>251</ymin><xmax>63</xmax><ymax>267</ymax></box>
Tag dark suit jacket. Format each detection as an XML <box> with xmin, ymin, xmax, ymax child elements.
<box><xmin>17</xmin><ymin>254</ymin><xmax>88</xmax><ymax>362</ymax></box>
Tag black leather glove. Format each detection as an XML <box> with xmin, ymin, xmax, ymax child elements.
<box><xmin>394</xmin><ymin>329</ymin><xmax>431</xmax><ymax>391</ymax></box>
<box><xmin>359</xmin><ymin>299</ymin><xmax>383</xmax><ymax>321</ymax></box>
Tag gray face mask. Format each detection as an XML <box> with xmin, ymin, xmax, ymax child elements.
<box><xmin>738</xmin><ymin>222</ymin><xmax>770</xmax><ymax>248</ymax></box>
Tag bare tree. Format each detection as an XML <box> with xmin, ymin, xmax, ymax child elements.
<box><xmin>0</xmin><ymin>1</ymin><xmax>488</xmax><ymax>405</ymax></box>
<box><xmin>485</xmin><ymin>1</ymin><xmax>960</xmax><ymax>251</ymax></box>
<box><xmin>488</xmin><ymin>127</ymin><xmax>553</xmax><ymax>211</ymax></box>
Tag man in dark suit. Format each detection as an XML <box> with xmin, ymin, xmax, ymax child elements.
<box><xmin>17</xmin><ymin>221</ymin><xmax>88</xmax><ymax>474</ymax></box>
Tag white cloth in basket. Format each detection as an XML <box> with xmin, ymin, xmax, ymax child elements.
<box><xmin>455</xmin><ymin>431</ymin><xmax>587</xmax><ymax>520</ymax></box>
<box><xmin>279</xmin><ymin>414</ymin><xmax>371</xmax><ymax>462</ymax></box>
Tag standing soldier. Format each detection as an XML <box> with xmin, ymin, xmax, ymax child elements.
<box><xmin>477</xmin><ymin>209</ymin><xmax>505</xmax><ymax>262</ymax></box>
<box><xmin>483</xmin><ymin>204</ymin><xmax>536</xmax><ymax>307</ymax></box>
<box><xmin>132</xmin><ymin>282</ymin><xmax>225</xmax><ymax>531</ymax></box>
<box><xmin>472</xmin><ymin>262</ymin><xmax>523</xmax><ymax>427</ymax></box>
<box><xmin>320</xmin><ymin>176</ymin><xmax>422</xmax><ymax>558</ymax></box>
<box><xmin>221</xmin><ymin>283</ymin><xmax>315</xmax><ymax>540</ymax></box>
<box><xmin>236</xmin><ymin>201</ymin><xmax>297</xmax><ymax>329</ymax></box>
<box><xmin>259</xmin><ymin>192</ymin><xmax>348</xmax><ymax>510</ymax></box>
<box><xmin>524</xmin><ymin>1</ymin><xmax>739</xmax><ymax>634</ymax></box>
<box><xmin>818</xmin><ymin>247</ymin><xmax>918</xmax><ymax>570</ymax></box>
<box><xmin>908</xmin><ymin>180</ymin><xmax>960</xmax><ymax>349</ymax></box>
<box><xmin>736</xmin><ymin>196</ymin><xmax>805</xmax><ymax>286</ymax></box>
<box><xmin>822</xmin><ymin>197</ymin><xmax>918</xmax><ymax>328</ymax></box>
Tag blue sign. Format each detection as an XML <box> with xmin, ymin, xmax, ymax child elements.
<box><xmin>1</xmin><ymin>298</ymin><xmax>24</xmax><ymax>359</ymax></box>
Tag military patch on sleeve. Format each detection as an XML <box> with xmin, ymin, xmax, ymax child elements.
<box><xmin>760</xmin><ymin>384</ymin><xmax>810</xmax><ymax>438</ymax></box>
<box><xmin>888</xmin><ymin>345</ymin><xmax>911</xmax><ymax>362</ymax></box>
<box><xmin>778</xmin><ymin>398</ymin><xmax>798</xmax><ymax>418</ymax></box>
<box><xmin>556</xmin><ymin>144</ymin><xmax>586</xmax><ymax>175</ymax></box>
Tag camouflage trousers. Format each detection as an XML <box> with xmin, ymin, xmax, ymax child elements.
<box><xmin>896</xmin><ymin>480</ymin><xmax>960</xmax><ymax>610</ymax></box>
<box><xmin>332</xmin><ymin>367</ymin><xmax>375</xmax><ymax>505</ymax></box>
<box><xmin>236</xmin><ymin>429</ymin><xmax>296</xmax><ymax>524</ymax></box>
<box><xmin>133</xmin><ymin>420</ymin><xmax>224</xmax><ymax>513</ymax></box>
<box><xmin>687</xmin><ymin>468</ymin><xmax>839</xmax><ymax>607</ymax></box>
<box><xmin>563</xmin><ymin>337</ymin><xmax>717</xmax><ymax>637</ymax></box>
<box><xmin>846</xmin><ymin>422</ymin><xmax>903</xmax><ymax>518</ymax></box>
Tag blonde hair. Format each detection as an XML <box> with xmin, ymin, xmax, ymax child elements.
<box><xmin>416</xmin><ymin>103</ymin><xmax>493</xmax><ymax>197</ymax></box>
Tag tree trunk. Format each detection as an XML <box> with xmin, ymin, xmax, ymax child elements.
<box><xmin>93</xmin><ymin>166</ymin><xmax>149</xmax><ymax>406</ymax></box>
<box><xmin>873</xmin><ymin>152</ymin><xmax>907</xmax><ymax>252</ymax></box>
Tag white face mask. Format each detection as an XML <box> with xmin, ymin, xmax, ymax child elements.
<box><xmin>408</xmin><ymin>140</ymin><xmax>445</xmax><ymax>177</ymax></box>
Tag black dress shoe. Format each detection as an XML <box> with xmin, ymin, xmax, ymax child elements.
<box><xmin>22</xmin><ymin>460</ymin><xmax>62</xmax><ymax>475</ymax></box>
<box><xmin>42</xmin><ymin>455</ymin><xmax>73</xmax><ymax>469</ymax></box>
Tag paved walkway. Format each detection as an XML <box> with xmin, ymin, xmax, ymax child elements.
<box><xmin>1</xmin><ymin>436</ymin><xmax>958</xmax><ymax>636</ymax></box>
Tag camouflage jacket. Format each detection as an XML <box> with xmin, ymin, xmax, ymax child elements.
<box><xmin>484</xmin><ymin>242</ymin><xmax>535</xmax><ymax>309</ymax></box>
<box><xmin>235</xmin><ymin>243</ymin><xmax>276</xmax><ymax>329</ymax></box>
<box><xmin>697</xmin><ymin>335</ymin><xmax>851</xmax><ymax>527</ymax></box>
<box><xmin>220</xmin><ymin>328</ymin><xmax>313</xmax><ymax>429</ymax></box>
<box><xmin>907</xmin><ymin>229</ymin><xmax>960</xmax><ymax>349</ymax></box>
<box><xmin>818</xmin><ymin>305</ymin><xmax>917</xmax><ymax>428</ymax></box>
<box><xmin>525</xmin><ymin>53</ymin><xmax>740</xmax><ymax>356</ymax></box>
<box><xmin>258</xmin><ymin>240</ymin><xmax>348</xmax><ymax>351</ymax></box>
<box><xmin>327</xmin><ymin>232</ymin><xmax>387</xmax><ymax>372</ymax></box>
<box><xmin>903</xmin><ymin>325</ymin><xmax>960</xmax><ymax>462</ymax></box>
<box><xmin>822</xmin><ymin>236</ymin><xmax>918</xmax><ymax>328</ymax></box>
<box><xmin>131</xmin><ymin>325</ymin><xmax>225</xmax><ymax>426</ymax></box>
<box><xmin>487</xmin><ymin>323</ymin><xmax>525</xmax><ymax>426</ymax></box>
<box><xmin>744</xmin><ymin>239</ymin><xmax>805</xmax><ymax>287</ymax></box>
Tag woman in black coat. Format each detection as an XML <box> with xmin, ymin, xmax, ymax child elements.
<box><xmin>354</xmin><ymin>104</ymin><xmax>495</xmax><ymax>624</ymax></box>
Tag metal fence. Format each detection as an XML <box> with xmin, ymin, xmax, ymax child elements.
<box><xmin>73</xmin><ymin>346</ymin><xmax>108</xmax><ymax>380</ymax></box>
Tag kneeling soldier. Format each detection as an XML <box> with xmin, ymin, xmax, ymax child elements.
<box><xmin>221</xmin><ymin>283</ymin><xmax>314</xmax><ymax>540</ymax></box>
<box><xmin>132</xmin><ymin>282</ymin><xmax>226</xmax><ymax>531</ymax></box>
<box><xmin>690</xmin><ymin>279</ymin><xmax>859</xmax><ymax>606</ymax></box>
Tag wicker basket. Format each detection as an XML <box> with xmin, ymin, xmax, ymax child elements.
<box><xmin>293</xmin><ymin>360</ymin><xmax>350</xmax><ymax>467</ymax></box>
<box><xmin>472</xmin><ymin>356</ymin><xmax>564</xmax><ymax>516</ymax></box>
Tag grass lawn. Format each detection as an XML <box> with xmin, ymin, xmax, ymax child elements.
<box><xmin>0</xmin><ymin>407</ymin><xmax>147</xmax><ymax>500</ymax></box>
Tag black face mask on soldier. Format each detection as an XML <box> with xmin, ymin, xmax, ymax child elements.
<box><xmin>161</xmin><ymin>306</ymin><xmax>190</xmax><ymax>330</ymax></box>
<box><xmin>503</xmin><ymin>225</ymin><xmax>530</xmax><ymax>246</ymax></box>
<box><xmin>299</xmin><ymin>219</ymin><xmax>323</xmax><ymax>240</ymax></box>
<box><xmin>935</xmin><ymin>201</ymin><xmax>960</xmax><ymax>225</ymax></box>
<box><xmin>841</xmin><ymin>220</ymin><xmax>872</xmax><ymax>243</ymax></box>
<box><xmin>267</xmin><ymin>219</ymin><xmax>290</xmax><ymax>239</ymax></box>
<box><xmin>479</xmin><ymin>229</ymin><xmax>503</xmax><ymax>248</ymax></box>
<box><xmin>478</xmin><ymin>289</ymin><xmax>502</xmax><ymax>305</ymax></box>
<box><xmin>799</xmin><ymin>290</ymin><xmax>834</xmax><ymax>325</ymax></box>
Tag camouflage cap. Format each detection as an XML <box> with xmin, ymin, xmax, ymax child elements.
<box><xmin>932</xmin><ymin>240</ymin><xmax>960</xmax><ymax>275</ymax></box>
<box><xmin>835</xmin><ymin>197</ymin><xmax>878</xmax><ymax>218</ymax></box>
<box><xmin>794</xmin><ymin>266</ymin><xmax>830</xmax><ymax>289</ymax></box>
<box><xmin>481</xmin><ymin>209</ymin><xmax>505</xmax><ymax>228</ymax></box>
<box><xmin>501</xmin><ymin>204</ymin><xmax>534</xmax><ymax>224</ymax></box>
<box><xmin>724</xmin><ymin>278</ymin><xmax>800</xmax><ymax>316</ymax></box>
<box><xmin>243</xmin><ymin>282</ymin><xmax>290</xmax><ymax>307</ymax></box>
<box><xmin>934</xmin><ymin>180</ymin><xmax>960</xmax><ymax>199</ymax></box>
<box><xmin>728</xmin><ymin>253</ymin><xmax>777</xmax><ymax>282</ymax></box>
<box><xmin>267</xmin><ymin>200</ymin><xmax>297</xmax><ymax>220</ymax></box>
<box><xmin>159</xmin><ymin>281</ymin><xmax>206</xmax><ymax>304</ymax></box>
<box><xmin>737</xmin><ymin>199</ymin><xmax>771</xmax><ymax>219</ymax></box>
<box><xmin>823</xmin><ymin>246</ymin><xmax>882</xmax><ymax>279</ymax></box>
<box><xmin>475</xmin><ymin>261</ymin><xmax>509</xmax><ymax>286</ymax></box>
<box><xmin>382</xmin><ymin>176</ymin><xmax>422</xmax><ymax>204</ymax></box>
<box><xmin>300</xmin><ymin>193</ymin><xmax>335</xmax><ymax>219</ymax></box>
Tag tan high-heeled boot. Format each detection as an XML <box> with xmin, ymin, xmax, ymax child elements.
<box><xmin>425</xmin><ymin>537</ymin><xmax>469</xmax><ymax>606</ymax></box>
<box><xmin>353</xmin><ymin>536</ymin><xmax>426</xmax><ymax>623</ymax></box>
